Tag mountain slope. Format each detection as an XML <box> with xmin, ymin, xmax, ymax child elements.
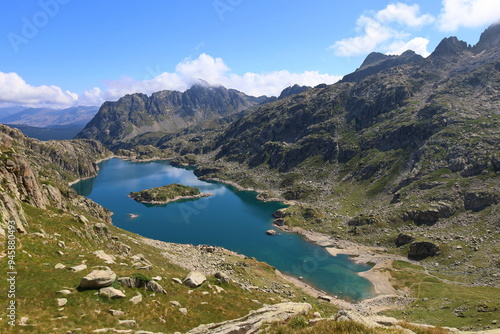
<box><xmin>157</xmin><ymin>24</ymin><xmax>500</xmax><ymax>288</ymax></box>
<box><xmin>75</xmin><ymin>84</ymin><xmax>269</xmax><ymax>148</ymax></box>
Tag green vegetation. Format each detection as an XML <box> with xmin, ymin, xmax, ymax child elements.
<box><xmin>383</xmin><ymin>261</ymin><xmax>500</xmax><ymax>331</ymax></box>
<box><xmin>0</xmin><ymin>204</ymin><xmax>339</xmax><ymax>333</ymax></box>
<box><xmin>129</xmin><ymin>183</ymin><xmax>208</xmax><ymax>204</ymax></box>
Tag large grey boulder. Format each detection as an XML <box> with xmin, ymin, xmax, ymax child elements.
<box><xmin>183</xmin><ymin>272</ymin><xmax>207</xmax><ymax>288</ymax></box>
<box><xmin>186</xmin><ymin>302</ymin><xmax>312</xmax><ymax>334</ymax></box>
<box><xmin>79</xmin><ymin>269</ymin><xmax>117</xmax><ymax>289</ymax></box>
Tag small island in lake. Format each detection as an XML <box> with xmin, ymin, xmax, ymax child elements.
<box><xmin>129</xmin><ymin>183</ymin><xmax>213</xmax><ymax>204</ymax></box>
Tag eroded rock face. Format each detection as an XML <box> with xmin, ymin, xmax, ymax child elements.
<box><xmin>186</xmin><ymin>302</ymin><xmax>312</xmax><ymax>334</ymax></box>
<box><xmin>408</xmin><ymin>241</ymin><xmax>440</xmax><ymax>260</ymax></box>
<box><xmin>464</xmin><ymin>192</ymin><xmax>499</xmax><ymax>212</ymax></box>
<box><xmin>395</xmin><ymin>234</ymin><xmax>415</xmax><ymax>247</ymax></box>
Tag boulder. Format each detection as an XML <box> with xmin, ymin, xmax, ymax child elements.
<box><xmin>79</xmin><ymin>269</ymin><xmax>117</xmax><ymax>289</ymax></box>
<box><xmin>118</xmin><ymin>276</ymin><xmax>167</xmax><ymax>294</ymax></box>
<box><xmin>395</xmin><ymin>233</ymin><xmax>415</xmax><ymax>247</ymax></box>
<box><xmin>266</xmin><ymin>229</ymin><xmax>277</xmax><ymax>236</ymax></box>
<box><xmin>129</xmin><ymin>293</ymin><xmax>143</xmax><ymax>304</ymax></box>
<box><xmin>214</xmin><ymin>272</ymin><xmax>230</xmax><ymax>284</ymax></box>
<box><xmin>183</xmin><ymin>272</ymin><xmax>207</xmax><ymax>288</ymax></box>
<box><xmin>68</xmin><ymin>264</ymin><xmax>88</xmax><ymax>272</ymax></box>
<box><xmin>99</xmin><ymin>287</ymin><xmax>125</xmax><ymax>299</ymax></box>
<box><xmin>57</xmin><ymin>298</ymin><xmax>67</xmax><ymax>307</ymax></box>
<box><xmin>408</xmin><ymin>241</ymin><xmax>440</xmax><ymax>260</ymax></box>
<box><xmin>186</xmin><ymin>302</ymin><xmax>311</xmax><ymax>334</ymax></box>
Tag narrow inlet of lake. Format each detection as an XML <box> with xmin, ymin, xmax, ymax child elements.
<box><xmin>72</xmin><ymin>158</ymin><xmax>374</xmax><ymax>301</ymax></box>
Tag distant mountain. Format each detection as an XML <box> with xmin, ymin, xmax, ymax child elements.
<box><xmin>0</xmin><ymin>106</ymin><xmax>98</xmax><ymax>127</ymax></box>
<box><xmin>5</xmin><ymin>124</ymin><xmax>85</xmax><ymax>141</ymax></box>
<box><xmin>75</xmin><ymin>83</ymin><xmax>270</xmax><ymax>148</ymax></box>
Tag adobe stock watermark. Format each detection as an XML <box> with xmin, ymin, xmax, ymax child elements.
<box><xmin>6</xmin><ymin>220</ymin><xmax>17</xmax><ymax>327</ymax></box>
<box><xmin>7</xmin><ymin>0</ymin><xmax>71</xmax><ymax>54</ymax></box>
<box><xmin>213</xmin><ymin>0</ymin><xmax>244</xmax><ymax>21</ymax></box>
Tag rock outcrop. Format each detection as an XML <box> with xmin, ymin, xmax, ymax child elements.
<box><xmin>186</xmin><ymin>302</ymin><xmax>312</xmax><ymax>334</ymax></box>
<box><xmin>408</xmin><ymin>241</ymin><xmax>440</xmax><ymax>260</ymax></box>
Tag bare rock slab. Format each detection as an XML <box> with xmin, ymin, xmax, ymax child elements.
<box><xmin>186</xmin><ymin>302</ymin><xmax>311</xmax><ymax>333</ymax></box>
<box><xmin>79</xmin><ymin>269</ymin><xmax>117</xmax><ymax>289</ymax></box>
<box><xmin>183</xmin><ymin>271</ymin><xmax>206</xmax><ymax>288</ymax></box>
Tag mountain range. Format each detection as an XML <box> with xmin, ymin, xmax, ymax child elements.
<box><xmin>77</xmin><ymin>23</ymin><xmax>500</xmax><ymax>286</ymax></box>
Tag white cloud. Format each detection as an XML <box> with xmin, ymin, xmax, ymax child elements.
<box><xmin>84</xmin><ymin>53</ymin><xmax>341</xmax><ymax>103</ymax></box>
<box><xmin>376</xmin><ymin>3</ymin><xmax>435</xmax><ymax>27</ymax></box>
<box><xmin>438</xmin><ymin>0</ymin><xmax>500</xmax><ymax>31</ymax></box>
<box><xmin>387</xmin><ymin>37</ymin><xmax>431</xmax><ymax>57</ymax></box>
<box><xmin>330</xmin><ymin>3</ymin><xmax>434</xmax><ymax>57</ymax></box>
<box><xmin>0</xmin><ymin>71</ymin><xmax>77</xmax><ymax>108</ymax></box>
<box><xmin>0</xmin><ymin>54</ymin><xmax>342</xmax><ymax>108</ymax></box>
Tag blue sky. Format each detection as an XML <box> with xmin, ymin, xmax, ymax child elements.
<box><xmin>0</xmin><ymin>0</ymin><xmax>499</xmax><ymax>108</ymax></box>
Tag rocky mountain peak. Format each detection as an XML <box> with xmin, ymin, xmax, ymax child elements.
<box><xmin>430</xmin><ymin>36</ymin><xmax>470</xmax><ymax>58</ymax></box>
<box><xmin>341</xmin><ymin>50</ymin><xmax>422</xmax><ymax>83</ymax></box>
<box><xmin>474</xmin><ymin>21</ymin><xmax>500</xmax><ymax>53</ymax></box>
<box><xmin>278</xmin><ymin>84</ymin><xmax>311</xmax><ymax>99</ymax></box>
<box><xmin>358</xmin><ymin>52</ymin><xmax>391</xmax><ymax>69</ymax></box>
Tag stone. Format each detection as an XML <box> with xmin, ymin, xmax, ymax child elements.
<box><xmin>129</xmin><ymin>293</ymin><xmax>143</xmax><ymax>304</ymax></box>
<box><xmin>179</xmin><ymin>308</ymin><xmax>188</xmax><ymax>315</ymax></box>
<box><xmin>19</xmin><ymin>317</ymin><xmax>29</xmax><ymax>326</ymax></box>
<box><xmin>318</xmin><ymin>295</ymin><xmax>332</xmax><ymax>302</ymax></box>
<box><xmin>170</xmin><ymin>301</ymin><xmax>182</xmax><ymax>307</ymax></box>
<box><xmin>214</xmin><ymin>272</ymin><xmax>230</xmax><ymax>284</ymax></box>
<box><xmin>57</xmin><ymin>289</ymin><xmax>72</xmax><ymax>295</ymax></box>
<box><xmin>183</xmin><ymin>272</ymin><xmax>207</xmax><ymax>288</ymax></box>
<box><xmin>99</xmin><ymin>287</ymin><xmax>126</xmax><ymax>299</ymax></box>
<box><xmin>172</xmin><ymin>277</ymin><xmax>183</xmax><ymax>284</ymax></box>
<box><xmin>408</xmin><ymin>241</ymin><xmax>440</xmax><ymax>260</ymax></box>
<box><xmin>68</xmin><ymin>264</ymin><xmax>88</xmax><ymax>272</ymax></box>
<box><xmin>266</xmin><ymin>229</ymin><xmax>277</xmax><ymax>236</ymax></box>
<box><xmin>108</xmin><ymin>309</ymin><xmax>125</xmax><ymax>317</ymax></box>
<box><xmin>57</xmin><ymin>298</ymin><xmax>68</xmax><ymax>307</ymax></box>
<box><xmin>118</xmin><ymin>277</ymin><xmax>167</xmax><ymax>294</ymax></box>
<box><xmin>79</xmin><ymin>269</ymin><xmax>117</xmax><ymax>289</ymax></box>
<box><xmin>118</xmin><ymin>320</ymin><xmax>136</xmax><ymax>327</ymax></box>
<box><xmin>152</xmin><ymin>276</ymin><xmax>162</xmax><ymax>281</ymax></box>
<box><xmin>186</xmin><ymin>302</ymin><xmax>311</xmax><ymax>334</ymax></box>
<box><xmin>94</xmin><ymin>250</ymin><xmax>116</xmax><ymax>264</ymax></box>
<box><xmin>55</xmin><ymin>263</ymin><xmax>66</xmax><ymax>269</ymax></box>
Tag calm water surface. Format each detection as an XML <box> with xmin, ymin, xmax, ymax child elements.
<box><xmin>72</xmin><ymin>158</ymin><xmax>374</xmax><ymax>300</ymax></box>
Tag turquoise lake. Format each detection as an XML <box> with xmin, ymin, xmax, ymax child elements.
<box><xmin>72</xmin><ymin>158</ymin><xmax>374</xmax><ymax>301</ymax></box>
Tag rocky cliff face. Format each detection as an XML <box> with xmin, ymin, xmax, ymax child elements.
<box><xmin>0</xmin><ymin>125</ymin><xmax>112</xmax><ymax>233</ymax></box>
<box><xmin>76</xmin><ymin>84</ymin><xmax>268</xmax><ymax>148</ymax></box>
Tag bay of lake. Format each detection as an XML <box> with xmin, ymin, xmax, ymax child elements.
<box><xmin>72</xmin><ymin>158</ymin><xmax>374</xmax><ymax>301</ymax></box>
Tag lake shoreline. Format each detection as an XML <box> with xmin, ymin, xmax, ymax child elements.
<box><xmin>275</xmin><ymin>224</ymin><xmax>413</xmax><ymax>313</ymax></box>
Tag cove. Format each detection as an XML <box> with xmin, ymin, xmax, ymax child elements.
<box><xmin>72</xmin><ymin>158</ymin><xmax>374</xmax><ymax>301</ymax></box>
